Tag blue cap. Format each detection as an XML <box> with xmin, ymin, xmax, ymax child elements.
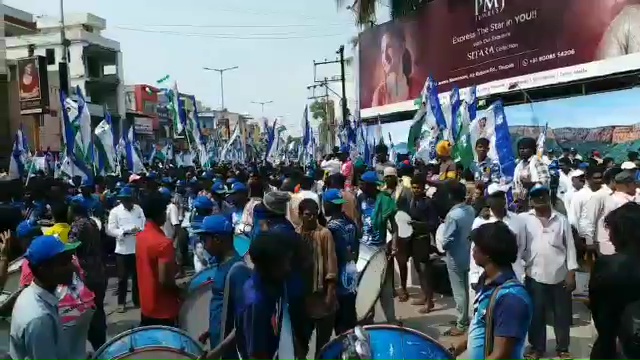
<box><xmin>147</xmin><ymin>171</ymin><xmax>158</xmax><ymax>180</ymax></box>
<box><xmin>24</xmin><ymin>235</ymin><xmax>80</xmax><ymax>266</ymax></box>
<box><xmin>323</xmin><ymin>188</ymin><xmax>346</xmax><ymax>205</ymax></box>
<box><xmin>229</xmin><ymin>182</ymin><xmax>247</xmax><ymax>193</ymax></box>
<box><xmin>194</xmin><ymin>215</ymin><xmax>234</xmax><ymax>235</ymax></box>
<box><xmin>189</xmin><ymin>177</ymin><xmax>199</xmax><ymax>184</ymax></box>
<box><xmin>176</xmin><ymin>180</ymin><xmax>186</xmax><ymax>187</ymax></box>
<box><xmin>529</xmin><ymin>184</ymin><xmax>550</xmax><ymax>197</ymax></box>
<box><xmin>339</xmin><ymin>145</ymin><xmax>349</xmax><ymax>153</ymax></box>
<box><xmin>117</xmin><ymin>187</ymin><xmax>134</xmax><ymax>198</ymax></box>
<box><xmin>16</xmin><ymin>220</ymin><xmax>40</xmax><ymax>239</ymax></box>
<box><xmin>115</xmin><ymin>181</ymin><xmax>125</xmax><ymax>189</ymax></box>
<box><xmin>69</xmin><ymin>196</ymin><xmax>87</xmax><ymax>208</ymax></box>
<box><xmin>80</xmin><ymin>178</ymin><xmax>94</xmax><ymax>188</ymax></box>
<box><xmin>361</xmin><ymin>171</ymin><xmax>380</xmax><ymax>184</ymax></box>
<box><xmin>158</xmin><ymin>187</ymin><xmax>172</xmax><ymax>199</ymax></box>
<box><xmin>226</xmin><ymin>177</ymin><xmax>238</xmax><ymax>185</ymax></box>
<box><xmin>202</xmin><ymin>172</ymin><xmax>213</xmax><ymax>180</ymax></box>
<box><xmin>578</xmin><ymin>162</ymin><xmax>589</xmax><ymax>170</ymax></box>
<box><xmin>211</xmin><ymin>182</ymin><xmax>227</xmax><ymax>194</ymax></box>
<box><xmin>193</xmin><ymin>196</ymin><xmax>214</xmax><ymax>210</ymax></box>
<box><xmin>161</xmin><ymin>177</ymin><xmax>173</xmax><ymax>185</ymax></box>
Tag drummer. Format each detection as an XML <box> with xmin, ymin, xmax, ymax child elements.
<box><xmin>9</xmin><ymin>235</ymin><xmax>79</xmax><ymax>360</ymax></box>
<box><xmin>196</xmin><ymin>215</ymin><xmax>252</xmax><ymax>359</ymax></box>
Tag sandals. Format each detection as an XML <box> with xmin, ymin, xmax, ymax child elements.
<box><xmin>557</xmin><ymin>351</ymin><xmax>573</xmax><ymax>360</ymax></box>
<box><xmin>443</xmin><ymin>327</ymin><xmax>466</xmax><ymax>337</ymax></box>
<box><xmin>417</xmin><ymin>302</ymin><xmax>435</xmax><ymax>314</ymax></box>
<box><xmin>398</xmin><ymin>290</ymin><xmax>410</xmax><ymax>302</ymax></box>
<box><xmin>523</xmin><ymin>349</ymin><xmax>542</xmax><ymax>360</ymax></box>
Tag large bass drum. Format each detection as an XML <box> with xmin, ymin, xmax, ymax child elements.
<box><xmin>93</xmin><ymin>326</ymin><xmax>204</xmax><ymax>359</ymax></box>
<box><xmin>317</xmin><ymin>324</ymin><xmax>453</xmax><ymax>359</ymax></box>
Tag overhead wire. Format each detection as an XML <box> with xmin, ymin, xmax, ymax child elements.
<box><xmin>115</xmin><ymin>26</ymin><xmax>348</xmax><ymax>40</ymax></box>
<box><xmin>116</xmin><ymin>23</ymin><xmax>351</xmax><ymax>29</ymax></box>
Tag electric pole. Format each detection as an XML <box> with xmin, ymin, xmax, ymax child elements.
<box><xmin>203</xmin><ymin>66</ymin><xmax>239</xmax><ymax>110</ymax></box>
<box><xmin>338</xmin><ymin>45</ymin><xmax>348</xmax><ymax>127</ymax></box>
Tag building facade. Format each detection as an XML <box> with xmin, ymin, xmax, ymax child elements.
<box><xmin>6</xmin><ymin>11</ymin><xmax>124</xmax><ymax>151</ymax></box>
<box><xmin>125</xmin><ymin>84</ymin><xmax>160</xmax><ymax>152</ymax></box>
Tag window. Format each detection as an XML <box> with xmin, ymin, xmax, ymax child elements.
<box><xmin>142</xmin><ymin>101</ymin><xmax>157</xmax><ymax>115</ymax></box>
<box><xmin>46</xmin><ymin>48</ymin><xmax>56</xmax><ymax>65</ymax></box>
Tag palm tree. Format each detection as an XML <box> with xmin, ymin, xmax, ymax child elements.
<box><xmin>336</xmin><ymin>0</ymin><xmax>429</xmax><ymax>27</ymax></box>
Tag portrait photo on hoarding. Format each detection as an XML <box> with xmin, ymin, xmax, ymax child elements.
<box><xmin>359</xmin><ymin>0</ymin><xmax>640</xmax><ymax>110</ymax></box>
<box><xmin>18</xmin><ymin>58</ymin><xmax>41</xmax><ymax>101</ymax></box>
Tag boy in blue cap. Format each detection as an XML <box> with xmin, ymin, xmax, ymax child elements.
<box><xmin>10</xmin><ymin>235</ymin><xmax>79</xmax><ymax>359</ymax></box>
<box><xmin>196</xmin><ymin>215</ymin><xmax>252</xmax><ymax>359</ymax></box>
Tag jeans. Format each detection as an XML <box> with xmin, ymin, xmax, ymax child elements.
<box><xmin>525</xmin><ymin>277</ymin><xmax>572</xmax><ymax>353</ymax></box>
<box><xmin>447</xmin><ymin>266</ymin><xmax>470</xmax><ymax>330</ymax></box>
<box><xmin>116</xmin><ymin>254</ymin><xmax>139</xmax><ymax>306</ymax></box>
<box><xmin>85</xmin><ymin>280</ymin><xmax>107</xmax><ymax>351</ymax></box>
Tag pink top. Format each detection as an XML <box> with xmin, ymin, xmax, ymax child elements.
<box><xmin>20</xmin><ymin>257</ymin><xmax>95</xmax><ymax>324</ymax></box>
<box><xmin>341</xmin><ymin>160</ymin><xmax>354</xmax><ymax>190</ymax></box>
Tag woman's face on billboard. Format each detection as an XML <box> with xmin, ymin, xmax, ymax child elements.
<box><xmin>381</xmin><ymin>33</ymin><xmax>402</xmax><ymax>73</ymax></box>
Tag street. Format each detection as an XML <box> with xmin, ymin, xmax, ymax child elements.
<box><xmin>102</xmin><ymin>266</ymin><xmax>594</xmax><ymax>360</ymax></box>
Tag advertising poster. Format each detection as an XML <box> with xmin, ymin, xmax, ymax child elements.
<box><xmin>359</xmin><ymin>0</ymin><xmax>640</xmax><ymax>114</ymax></box>
<box><xmin>18</xmin><ymin>56</ymin><xmax>50</xmax><ymax>115</ymax></box>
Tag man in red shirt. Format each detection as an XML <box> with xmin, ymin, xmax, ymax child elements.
<box><xmin>136</xmin><ymin>193</ymin><xmax>182</xmax><ymax>326</ymax></box>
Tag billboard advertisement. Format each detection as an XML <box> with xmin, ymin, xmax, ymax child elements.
<box><xmin>18</xmin><ymin>56</ymin><xmax>50</xmax><ymax>115</ymax></box>
<box><xmin>359</xmin><ymin>0</ymin><xmax>640</xmax><ymax>117</ymax></box>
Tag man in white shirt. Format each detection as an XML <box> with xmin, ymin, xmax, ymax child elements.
<box><xmin>469</xmin><ymin>183</ymin><xmax>527</xmax><ymax>310</ymax></box>
<box><xmin>581</xmin><ymin>168</ymin><xmax>637</xmax><ymax>255</ymax></box>
<box><xmin>563</xmin><ymin>169</ymin><xmax>585</xmax><ymax>216</ymax></box>
<box><xmin>572</xmin><ymin>166</ymin><xmax>603</xmax><ymax>232</ymax></box>
<box><xmin>519</xmin><ymin>184</ymin><xmax>578</xmax><ymax>360</ymax></box>
<box><xmin>107</xmin><ymin>187</ymin><xmax>145</xmax><ymax>313</ymax></box>
<box><xmin>160</xmin><ymin>188</ymin><xmax>182</xmax><ymax>269</ymax></box>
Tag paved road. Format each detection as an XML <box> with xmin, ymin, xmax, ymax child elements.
<box><xmin>102</xmin><ymin>278</ymin><xmax>594</xmax><ymax>359</ymax></box>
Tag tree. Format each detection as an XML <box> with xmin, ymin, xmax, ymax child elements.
<box><xmin>336</xmin><ymin>0</ymin><xmax>429</xmax><ymax>27</ymax></box>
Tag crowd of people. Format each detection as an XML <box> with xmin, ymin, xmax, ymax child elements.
<box><xmin>0</xmin><ymin>135</ymin><xmax>637</xmax><ymax>359</ymax></box>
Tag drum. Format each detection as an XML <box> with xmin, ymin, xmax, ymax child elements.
<box><xmin>5</xmin><ymin>257</ymin><xmax>24</xmax><ymax>294</ymax></box>
<box><xmin>318</xmin><ymin>324</ymin><xmax>453</xmax><ymax>359</ymax></box>
<box><xmin>355</xmin><ymin>244</ymin><xmax>378</xmax><ymax>273</ymax></box>
<box><xmin>93</xmin><ymin>325</ymin><xmax>204</xmax><ymax>359</ymax></box>
<box><xmin>355</xmin><ymin>244</ymin><xmax>388</xmax><ymax>321</ymax></box>
<box><xmin>180</xmin><ymin>266</ymin><xmax>217</xmax><ymax>340</ymax></box>
<box><xmin>386</xmin><ymin>211</ymin><xmax>413</xmax><ymax>242</ymax></box>
<box><xmin>234</xmin><ymin>234</ymin><xmax>251</xmax><ymax>258</ymax></box>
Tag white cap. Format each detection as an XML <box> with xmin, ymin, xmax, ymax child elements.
<box><xmin>621</xmin><ymin>161</ymin><xmax>637</xmax><ymax>170</ymax></box>
<box><xmin>487</xmin><ymin>183</ymin><xmax>511</xmax><ymax>196</ymax></box>
<box><xmin>569</xmin><ymin>169</ymin><xmax>585</xmax><ymax>178</ymax></box>
<box><xmin>383</xmin><ymin>167</ymin><xmax>398</xmax><ymax>177</ymax></box>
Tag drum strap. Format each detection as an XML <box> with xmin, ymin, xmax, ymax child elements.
<box><xmin>483</xmin><ymin>279</ymin><xmax>518</xmax><ymax>358</ymax></box>
<box><xmin>219</xmin><ymin>261</ymin><xmax>250</xmax><ymax>345</ymax></box>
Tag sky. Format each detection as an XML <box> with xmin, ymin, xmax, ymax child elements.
<box><xmin>373</xmin><ymin>87</ymin><xmax>640</xmax><ymax>146</ymax></box>
<box><xmin>6</xmin><ymin>0</ymin><xmax>383</xmax><ymax>135</ymax></box>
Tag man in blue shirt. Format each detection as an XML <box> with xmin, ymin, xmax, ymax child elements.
<box><xmin>451</xmin><ymin>222</ymin><xmax>532</xmax><ymax>360</ymax></box>
<box><xmin>357</xmin><ymin>170</ymin><xmax>398</xmax><ymax>323</ymax></box>
<box><xmin>440</xmin><ymin>180</ymin><xmax>476</xmax><ymax>336</ymax></box>
<box><xmin>73</xmin><ymin>179</ymin><xmax>104</xmax><ymax>218</ymax></box>
<box><xmin>196</xmin><ymin>215</ymin><xmax>251</xmax><ymax>359</ymax></box>
<box><xmin>235</xmin><ymin>232</ymin><xmax>295</xmax><ymax>359</ymax></box>
<box><xmin>324</xmin><ymin>189</ymin><xmax>359</xmax><ymax>334</ymax></box>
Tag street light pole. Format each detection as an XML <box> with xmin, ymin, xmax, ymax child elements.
<box><xmin>203</xmin><ymin>66</ymin><xmax>239</xmax><ymax>110</ymax></box>
<box><xmin>251</xmin><ymin>100</ymin><xmax>273</xmax><ymax>116</ymax></box>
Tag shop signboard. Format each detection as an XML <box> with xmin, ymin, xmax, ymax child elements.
<box><xmin>18</xmin><ymin>56</ymin><xmax>50</xmax><ymax>115</ymax></box>
<box><xmin>358</xmin><ymin>0</ymin><xmax>640</xmax><ymax>117</ymax></box>
<box><xmin>134</xmin><ymin>117</ymin><xmax>153</xmax><ymax>135</ymax></box>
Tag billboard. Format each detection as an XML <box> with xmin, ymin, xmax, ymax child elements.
<box><xmin>359</xmin><ymin>0</ymin><xmax>640</xmax><ymax>116</ymax></box>
<box><xmin>18</xmin><ymin>56</ymin><xmax>50</xmax><ymax>115</ymax></box>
